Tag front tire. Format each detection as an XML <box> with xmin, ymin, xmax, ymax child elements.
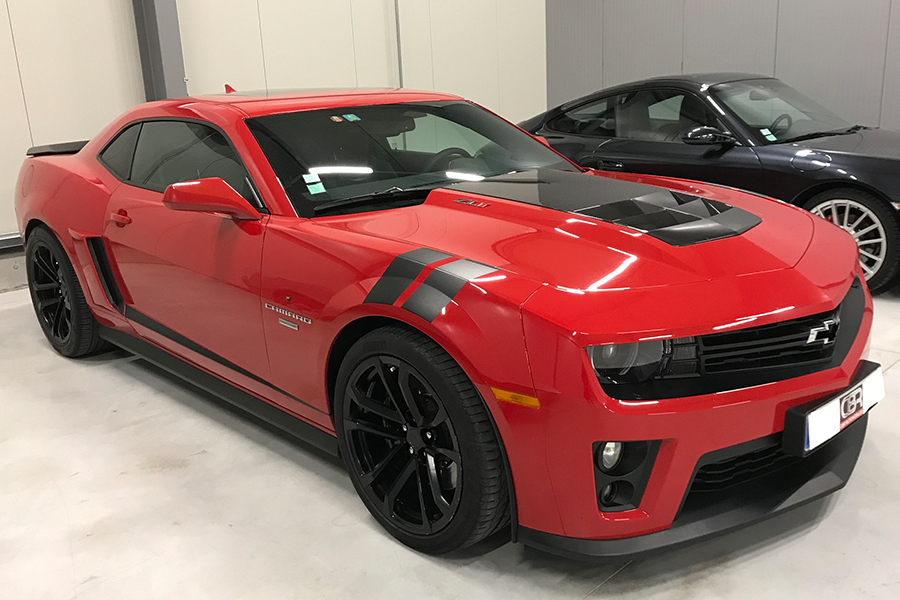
<box><xmin>335</xmin><ymin>326</ymin><xmax>509</xmax><ymax>554</ymax></box>
<box><xmin>25</xmin><ymin>226</ymin><xmax>108</xmax><ymax>357</ymax></box>
<box><xmin>804</xmin><ymin>188</ymin><xmax>900</xmax><ymax>294</ymax></box>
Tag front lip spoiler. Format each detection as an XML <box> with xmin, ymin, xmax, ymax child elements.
<box><xmin>518</xmin><ymin>412</ymin><xmax>868</xmax><ymax>562</ymax></box>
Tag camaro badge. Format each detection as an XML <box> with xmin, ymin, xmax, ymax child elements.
<box><xmin>265</xmin><ymin>302</ymin><xmax>312</xmax><ymax>325</ymax></box>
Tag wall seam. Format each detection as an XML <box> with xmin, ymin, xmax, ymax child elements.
<box><xmin>5</xmin><ymin>0</ymin><xmax>33</xmax><ymax>147</ymax></box>
<box><xmin>255</xmin><ymin>0</ymin><xmax>268</xmax><ymax>92</ymax></box>
<box><xmin>878</xmin><ymin>0</ymin><xmax>894</xmax><ymax>127</ymax></box>
<box><xmin>393</xmin><ymin>0</ymin><xmax>403</xmax><ymax>87</ymax></box>
<box><xmin>772</xmin><ymin>0</ymin><xmax>780</xmax><ymax>75</ymax></box>
<box><xmin>348</xmin><ymin>0</ymin><xmax>359</xmax><ymax>87</ymax></box>
<box><xmin>680</xmin><ymin>0</ymin><xmax>685</xmax><ymax>73</ymax></box>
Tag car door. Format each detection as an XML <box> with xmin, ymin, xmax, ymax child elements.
<box><xmin>580</xmin><ymin>89</ymin><xmax>763</xmax><ymax>190</ymax></box>
<box><xmin>103</xmin><ymin>119</ymin><xmax>272</xmax><ymax>381</ymax></box>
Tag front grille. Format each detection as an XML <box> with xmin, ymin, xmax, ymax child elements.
<box><xmin>690</xmin><ymin>442</ymin><xmax>801</xmax><ymax>493</ymax></box>
<box><xmin>698</xmin><ymin>308</ymin><xmax>839</xmax><ymax>375</ymax></box>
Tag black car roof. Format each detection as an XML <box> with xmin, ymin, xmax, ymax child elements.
<box><xmin>557</xmin><ymin>73</ymin><xmax>774</xmax><ymax>111</ymax></box>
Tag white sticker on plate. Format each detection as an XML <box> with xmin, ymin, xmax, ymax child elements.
<box><xmin>805</xmin><ymin>367</ymin><xmax>884</xmax><ymax>451</ymax></box>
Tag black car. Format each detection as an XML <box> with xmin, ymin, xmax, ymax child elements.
<box><xmin>522</xmin><ymin>73</ymin><xmax>900</xmax><ymax>293</ymax></box>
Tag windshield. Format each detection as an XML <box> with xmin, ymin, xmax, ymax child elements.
<box><xmin>246</xmin><ymin>100</ymin><xmax>574</xmax><ymax>216</ymax></box>
<box><xmin>711</xmin><ymin>79</ymin><xmax>852</xmax><ymax>144</ymax></box>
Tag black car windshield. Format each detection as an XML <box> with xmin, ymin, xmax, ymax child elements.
<box><xmin>711</xmin><ymin>79</ymin><xmax>852</xmax><ymax>144</ymax></box>
<box><xmin>246</xmin><ymin>100</ymin><xmax>574</xmax><ymax>216</ymax></box>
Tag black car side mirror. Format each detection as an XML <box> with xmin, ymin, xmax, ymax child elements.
<box><xmin>682</xmin><ymin>126</ymin><xmax>738</xmax><ymax>146</ymax></box>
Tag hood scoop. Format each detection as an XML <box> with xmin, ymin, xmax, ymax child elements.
<box><xmin>450</xmin><ymin>170</ymin><xmax>761</xmax><ymax>247</ymax></box>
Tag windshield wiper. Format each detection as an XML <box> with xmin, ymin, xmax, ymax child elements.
<box><xmin>312</xmin><ymin>186</ymin><xmax>433</xmax><ymax>216</ymax></box>
<box><xmin>781</xmin><ymin>124</ymin><xmax>866</xmax><ymax>144</ymax></box>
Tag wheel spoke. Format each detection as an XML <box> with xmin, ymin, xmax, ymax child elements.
<box><xmin>433</xmin><ymin>447</ymin><xmax>460</xmax><ymax>464</ymax></box>
<box><xmin>345</xmin><ymin>420</ymin><xmax>404</xmax><ymax>441</ymax></box>
<box><xmin>414</xmin><ymin>466</ymin><xmax>433</xmax><ymax>533</ymax></box>
<box><xmin>842</xmin><ymin>202</ymin><xmax>851</xmax><ymax>228</ymax></box>
<box><xmin>853</xmin><ymin>223</ymin><xmax>879</xmax><ymax>239</ymax></box>
<box><xmin>861</xmin><ymin>262</ymin><xmax>875</xmax><ymax>278</ymax></box>
<box><xmin>857</xmin><ymin>237</ymin><xmax>884</xmax><ymax>247</ymax></box>
<box><xmin>423</xmin><ymin>452</ymin><xmax>452</xmax><ymax>516</ymax></box>
<box><xmin>830</xmin><ymin>202</ymin><xmax>839</xmax><ymax>224</ymax></box>
<box><xmin>32</xmin><ymin>281</ymin><xmax>60</xmax><ymax>292</ymax></box>
<box><xmin>38</xmin><ymin>296</ymin><xmax>61</xmax><ymax>311</ymax></box>
<box><xmin>34</xmin><ymin>253</ymin><xmax>58</xmax><ymax>282</ymax></box>
<box><xmin>349</xmin><ymin>386</ymin><xmax>404</xmax><ymax>423</ymax></box>
<box><xmin>860</xmin><ymin>249</ymin><xmax>880</xmax><ymax>261</ymax></box>
<box><xmin>383</xmin><ymin>455</ymin><xmax>416</xmax><ymax>516</ymax></box>
<box><xmin>51</xmin><ymin>302</ymin><xmax>65</xmax><ymax>338</ymax></box>
<box><xmin>849</xmin><ymin>212</ymin><xmax>866</xmax><ymax>230</ymax></box>
<box><xmin>360</xmin><ymin>442</ymin><xmax>406</xmax><ymax>486</ymax></box>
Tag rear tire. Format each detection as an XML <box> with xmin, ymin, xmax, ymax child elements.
<box><xmin>25</xmin><ymin>226</ymin><xmax>109</xmax><ymax>357</ymax></box>
<box><xmin>335</xmin><ymin>326</ymin><xmax>509</xmax><ymax>554</ymax></box>
<box><xmin>804</xmin><ymin>188</ymin><xmax>900</xmax><ymax>294</ymax></box>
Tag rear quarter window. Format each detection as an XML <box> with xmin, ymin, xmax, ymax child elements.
<box><xmin>98</xmin><ymin>123</ymin><xmax>140</xmax><ymax>180</ymax></box>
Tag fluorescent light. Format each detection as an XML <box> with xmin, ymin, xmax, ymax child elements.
<box><xmin>445</xmin><ymin>171</ymin><xmax>485</xmax><ymax>181</ymax></box>
<box><xmin>308</xmin><ymin>166</ymin><xmax>373</xmax><ymax>175</ymax></box>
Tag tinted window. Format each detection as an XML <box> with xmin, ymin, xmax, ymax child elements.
<box><xmin>547</xmin><ymin>97</ymin><xmax>615</xmax><ymax>135</ymax></box>
<box><xmin>130</xmin><ymin>120</ymin><xmax>255</xmax><ymax>202</ymax></box>
<box><xmin>99</xmin><ymin>123</ymin><xmax>140</xmax><ymax>179</ymax></box>
<box><xmin>247</xmin><ymin>101</ymin><xmax>573</xmax><ymax>217</ymax></box>
<box><xmin>615</xmin><ymin>90</ymin><xmax>717</xmax><ymax>142</ymax></box>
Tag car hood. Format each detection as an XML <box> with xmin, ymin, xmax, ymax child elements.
<box><xmin>320</xmin><ymin>170</ymin><xmax>818</xmax><ymax>292</ymax></box>
<box><xmin>792</xmin><ymin>127</ymin><xmax>900</xmax><ymax>160</ymax></box>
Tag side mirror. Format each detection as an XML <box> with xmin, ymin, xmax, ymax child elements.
<box><xmin>533</xmin><ymin>135</ymin><xmax>552</xmax><ymax>147</ymax></box>
<box><xmin>682</xmin><ymin>126</ymin><xmax>738</xmax><ymax>146</ymax></box>
<box><xmin>162</xmin><ymin>178</ymin><xmax>261</xmax><ymax>221</ymax></box>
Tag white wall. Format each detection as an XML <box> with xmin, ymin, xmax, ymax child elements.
<box><xmin>0</xmin><ymin>0</ymin><xmax>144</xmax><ymax>235</ymax></box>
<box><xmin>398</xmin><ymin>0</ymin><xmax>547</xmax><ymax>123</ymax></box>
<box><xmin>546</xmin><ymin>0</ymin><xmax>900</xmax><ymax>130</ymax></box>
<box><xmin>177</xmin><ymin>0</ymin><xmax>400</xmax><ymax>95</ymax></box>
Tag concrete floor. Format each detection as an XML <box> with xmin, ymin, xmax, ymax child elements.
<box><xmin>1</xmin><ymin>284</ymin><xmax>899</xmax><ymax>600</ymax></box>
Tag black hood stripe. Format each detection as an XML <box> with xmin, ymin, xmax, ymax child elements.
<box><xmin>450</xmin><ymin>170</ymin><xmax>761</xmax><ymax>247</ymax></box>
<box><xmin>402</xmin><ymin>260</ymin><xmax>498</xmax><ymax>322</ymax></box>
<box><xmin>364</xmin><ymin>248</ymin><xmax>452</xmax><ymax>305</ymax></box>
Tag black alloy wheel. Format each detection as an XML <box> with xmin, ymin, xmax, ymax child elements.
<box><xmin>343</xmin><ymin>355</ymin><xmax>462</xmax><ymax>535</ymax></box>
<box><xmin>30</xmin><ymin>241</ymin><xmax>73</xmax><ymax>345</ymax></box>
<box><xmin>335</xmin><ymin>326</ymin><xmax>509</xmax><ymax>554</ymax></box>
<box><xmin>25</xmin><ymin>226</ymin><xmax>108</xmax><ymax>357</ymax></box>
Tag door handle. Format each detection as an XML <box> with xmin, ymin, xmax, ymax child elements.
<box><xmin>595</xmin><ymin>159</ymin><xmax>624</xmax><ymax>171</ymax></box>
<box><xmin>110</xmin><ymin>210</ymin><xmax>132</xmax><ymax>227</ymax></box>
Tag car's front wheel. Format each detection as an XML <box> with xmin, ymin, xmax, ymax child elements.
<box><xmin>804</xmin><ymin>188</ymin><xmax>900</xmax><ymax>293</ymax></box>
<box><xmin>334</xmin><ymin>326</ymin><xmax>509</xmax><ymax>554</ymax></box>
<box><xmin>25</xmin><ymin>226</ymin><xmax>108</xmax><ymax>357</ymax></box>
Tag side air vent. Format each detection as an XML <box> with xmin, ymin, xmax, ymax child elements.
<box><xmin>86</xmin><ymin>238</ymin><xmax>124</xmax><ymax>313</ymax></box>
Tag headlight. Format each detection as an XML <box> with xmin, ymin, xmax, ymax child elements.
<box><xmin>587</xmin><ymin>340</ymin><xmax>663</xmax><ymax>384</ymax></box>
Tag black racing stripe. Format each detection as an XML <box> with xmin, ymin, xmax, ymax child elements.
<box><xmin>364</xmin><ymin>248</ymin><xmax>453</xmax><ymax>305</ymax></box>
<box><xmin>402</xmin><ymin>260</ymin><xmax>498</xmax><ymax>322</ymax></box>
<box><xmin>124</xmin><ymin>306</ymin><xmax>326</xmax><ymax>414</ymax></box>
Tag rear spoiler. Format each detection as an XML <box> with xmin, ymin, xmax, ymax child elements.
<box><xmin>26</xmin><ymin>140</ymin><xmax>88</xmax><ymax>157</ymax></box>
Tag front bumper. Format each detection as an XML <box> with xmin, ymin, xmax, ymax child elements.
<box><xmin>519</xmin><ymin>411</ymin><xmax>867</xmax><ymax>561</ymax></box>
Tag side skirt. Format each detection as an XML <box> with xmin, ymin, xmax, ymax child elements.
<box><xmin>99</xmin><ymin>326</ymin><xmax>339</xmax><ymax>457</ymax></box>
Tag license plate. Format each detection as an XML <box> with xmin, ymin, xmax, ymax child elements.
<box><xmin>805</xmin><ymin>366</ymin><xmax>884</xmax><ymax>452</ymax></box>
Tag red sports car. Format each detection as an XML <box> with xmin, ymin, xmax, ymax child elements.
<box><xmin>14</xmin><ymin>89</ymin><xmax>884</xmax><ymax>559</ymax></box>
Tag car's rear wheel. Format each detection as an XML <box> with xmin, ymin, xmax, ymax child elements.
<box><xmin>334</xmin><ymin>326</ymin><xmax>509</xmax><ymax>554</ymax></box>
<box><xmin>25</xmin><ymin>226</ymin><xmax>108</xmax><ymax>357</ymax></box>
<box><xmin>804</xmin><ymin>188</ymin><xmax>900</xmax><ymax>294</ymax></box>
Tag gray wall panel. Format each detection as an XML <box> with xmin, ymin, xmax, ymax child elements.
<box><xmin>775</xmin><ymin>0</ymin><xmax>891</xmax><ymax>127</ymax></box>
<box><xmin>683</xmin><ymin>0</ymin><xmax>777</xmax><ymax>75</ymax></box>
<box><xmin>881</xmin><ymin>1</ymin><xmax>900</xmax><ymax>130</ymax></box>
<box><xmin>602</xmin><ymin>0</ymin><xmax>683</xmax><ymax>88</ymax></box>
<box><xmin>546</xmin><ymin>0</ymin><xmax>603</xmax><ymax>107</ymax></box>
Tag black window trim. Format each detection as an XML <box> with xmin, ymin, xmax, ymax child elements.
<box><xmin>95</xmin><ymin>116</ymin><xmax>269</xmax><ymax>214</ymax></box>
<box><xmin>546</xmin><ymin>86</ymin><xmax>739</xmax><ymax>144</ymax></box>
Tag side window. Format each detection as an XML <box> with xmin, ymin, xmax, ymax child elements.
<box><xmin>547</xmin><ymin>97</ymin><xmax>615</xmax><ymax>136</ymax></box>
<box><xmin>130</xmin><ymin>120</ymin><xmax>256</xmax><ymax>203</ymax></box>
<box><xmin>616</xmin><ymin>90</ymin><xmax>717</xmax><ymax>142</ymax></box>
<box><xmin>99</xmin><ymin>123</ymin><xmax>141</xmax><ymax>180</ymax></box>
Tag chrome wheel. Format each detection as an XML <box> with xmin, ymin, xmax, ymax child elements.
<box><xmin>30</xmin><ymin>241</ymin><xmax>73</xmax><ymax>344</ymax></box>
<box><xmin>811</xmin><ymin>199</ymin><xmax>887</xmax><ymax>280</ymax></box>
<box><xmin>342</xmin><ymin>355</ymin><xmax>462</xmax><ymax>536</ymax></box>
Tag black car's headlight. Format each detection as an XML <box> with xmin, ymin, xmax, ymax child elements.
<box><xmin>587</xmin><ymin>340</ymin><xmax>664</xmax><ymax>384</ymax></box>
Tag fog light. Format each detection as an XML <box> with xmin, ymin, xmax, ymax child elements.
<box><xmin>598</xmin><ymin>441</ymin><xmax>623</xmax><ymax>472</ymax></box>
<box><xmin>599</xmin><ymin>482</ymin><xmax>617</xmax><ymax>506</ymax></box>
